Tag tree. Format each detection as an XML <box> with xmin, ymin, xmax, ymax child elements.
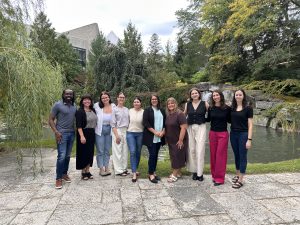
<box><xmin>88</xmin><ymin>32</ymin><xmax>109</xmax><ymax>70</ymax></box>
<box><xmin>30</xmin><ymin>12</ymin><xmax>81</xmax><ymax>82</ymax></box>
<box><xmin>163</xmin><ymin>40</ymin><xmax>175</xmax><ymax>72</ymax></box>
<box><xmin>120</xmin><ymin>22</ymin><xmax>149</xmax><ymax>91</ymax></box>
<box><xmin>0</xmin><ymin>0</ymin><xmax>63</xmax><ymax>173</ymax></box>
<box><xmin>146</xmin><ymin>33</ymin><xmax>163</xmax><ymax>74</ymax></box>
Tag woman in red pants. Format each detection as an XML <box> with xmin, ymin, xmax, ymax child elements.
<box><xmin>207</xmin><ymin>90</ymin><xmax>231</xmax><ymax>186</ymax></box>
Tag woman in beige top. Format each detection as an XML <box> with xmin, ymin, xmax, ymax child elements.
<box><xmin>126</xmin><ymin>97</ymin><xmax>144</xmax><ymax>182</ymax></box>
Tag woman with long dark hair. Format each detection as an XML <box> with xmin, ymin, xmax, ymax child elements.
<box><xmin>230</xmin><ymin>89</ymin><xmax>253</xmax><ymax>188</ymax></box>
<box><xmin>184</xmin><ymin>88</ymin><xmax>209</xmax><ymax>181</ymax></box>
<box><xmin>94</xmin><ymin>91</ymin><xmax>116</xmax><ymax>176</ymax></box>
<box><xmin>207</xmin><ymin>90</ymin><xmax>231</xmax><ymax>186</ymax></box>
<box><xmin>76</xmin><ymin>94</ymin><xmax>97</xmax><ymax>180</ymax></box>
<box><xmin>126</xmin><ymin>97</ymin><xmax>144</xmax><ymax>182</ymax></box>
<box><xmin>143</xmin><ymin>94</ymin><xmax>166</xmax><ymax>183</ymax></box>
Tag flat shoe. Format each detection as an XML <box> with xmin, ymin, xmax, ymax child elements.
<box><xmin>149</xmin><ymin>177</ymin><xmax>158</xmax><ymax>183</ymax></box>
<box><xmin>155</xmin><ymin>175</ymin><xmax>161</xmax><ymax>181</ymax></box>
<box><xmin>132</xmin><ymin>178</ymin><xmax>137</xmax><ymax>183</ymax></box>
<box><xmin>232</xmin><ymin>181</ymin><xmax>243</xmax><ymax>189</ymax></box>
<box><xmin>214</xmin><ymin>182</ymin><xmax>223</xmax><ymax>186</ymax></box>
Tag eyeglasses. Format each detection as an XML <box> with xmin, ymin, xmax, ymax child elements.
<box><xmin>118</xmin><ymin>97</ymin><xmax>125</xmax><ymax>99</ymax></box>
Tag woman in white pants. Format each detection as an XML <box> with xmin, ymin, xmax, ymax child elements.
<box><xmin>111</xmin><ymin>92</ymin><xmax>129</xmax><ymax>176</ymax></box>
<box><xmin>184</xmin><ymin>88</ymin><xmax>209</xmax><ymax>181</ymax></box>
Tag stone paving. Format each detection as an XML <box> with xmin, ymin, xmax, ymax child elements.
<box><xmin>0</xmin><ymin>148</ymin><xmax>300</xmax><ymax>225</ymax></box>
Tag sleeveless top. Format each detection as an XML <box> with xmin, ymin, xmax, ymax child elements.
<box><xmin>186</xmin><ymin>101</ymin><xmax>206</xmax><ymax>125</ymax></box>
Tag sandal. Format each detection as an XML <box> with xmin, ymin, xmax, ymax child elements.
<box><xmin>87</xmin><ymin>172</ymin><xmax>93</xmax><ymax>179</ymax></box>
<box><xmin>82</xmin><ymin>173</ymin><xmax>89</xmax><ymax>180</ymax></box>
<box><xmin>232</xmin><ymin>181</ymin><xmax>243</xmax><ymax>189</ymax></box>
<box><xmin>116</xmin><ymin>171</ymin><xmax>128</xmax><ymax>176</ymax></box>
<box><xmin>232</xmin><ymin>176</ymin><xmax>239</xmax><ymax>183</ymax></box>
<box><xmin>167</xmin><ymin>174</ymin><xmax>178</xmax><ymax>183</ymax></box>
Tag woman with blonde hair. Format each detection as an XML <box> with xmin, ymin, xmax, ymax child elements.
<box><xmin>165</xmin><ymin>97</ymin><xmax>188</xmax><ymax>182</ymax></box>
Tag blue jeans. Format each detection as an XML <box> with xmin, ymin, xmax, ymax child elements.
<box><xmin>126</xmin><ymin>131</ymin><xmax>143</xmax><ymax>173</ymax></box>
<box><xmin>95</xmin><ymin>125</ymin><xmax>112</xmax><ymax>168</ymax></box>
<box><xmin>56</xmin><ymin>131</ymin><xmax>75</xmax><ymax>180</ymax></box>
<box><xmin>230</xmin><ymin>131</ymin><xmax>248</xmax><ymax>174</ymax></box>
<box><xmin>147</xmin><ymin>143</ymin><xmax>161</xmax><ymax>175</ymax></box>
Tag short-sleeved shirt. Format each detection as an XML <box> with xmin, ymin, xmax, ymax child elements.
<box><xmin>207</xmin><ymin>106</ymin><xmax>231</xmax><ymax>132</ymax></box>
<box><xmin>111</xmin><ymin>106</ymin><xmax>129</xmax><ymax>129</ymax></box>
<box><xmin>230</xmin><ymin>106</ymin><xmax>253</xmax><ymax>132</ymax></box>
<box><xmin>51</xmin><ymin>100</ymin><xmax>76</xmax><ymax>133</ymax></box>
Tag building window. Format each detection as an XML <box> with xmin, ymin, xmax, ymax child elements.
<box><xmin>73</xmin><ymin>47</ymin><xmax>86</xmax><ymax>68</ymax></box>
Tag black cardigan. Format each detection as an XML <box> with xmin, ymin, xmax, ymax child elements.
<box><xmin>75</xmin><ymin>108</ymin><xmax>96</xmax><ymax>129</ymax></box>
<box><xmin>142</xmin><ymin>107</ymin><xmax>166</xmax><ymax>147</ymax></box>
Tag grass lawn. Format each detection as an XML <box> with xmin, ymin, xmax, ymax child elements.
<box><xmin>1</xmin><ymin>139</ymin><xmax>299</xmax><ymax>178</ymax></box>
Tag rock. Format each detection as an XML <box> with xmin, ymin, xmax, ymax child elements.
<box><xmin>256</xmin><ymin>101</ymin><xmax>275</xmax><ymax>110</ymax></box>
<box><xmin>253</xmin><ymin>115</ymin><xmax>270</xmax><ymax>127</ymax></box>
<box><xmin>269</xmin><ymin>118</ymin><xmax>280</xmax><ymax>129</ymax></box>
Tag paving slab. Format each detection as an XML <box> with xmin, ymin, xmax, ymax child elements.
<box><xmin>47</xmin><ymin>202</ymin><xmax>123</xmax><ymax>225</ymax></box>
<box><xmin>267</xmin><ymin>173</ymin><xmax>300</xmax><ymax>184</ymax></box>
<box><xmin>243</xmin><ymin>182</ymin><xmax>300</xmax><ymax>199</ymax></box>
<box><xmin>0</xmin><ymin>191</ymin><xmax>34</xmax><ymax>210</ymax></box>
<box><xmin>9</xmin><ymin>211</ymin><xmax>53</xmax><ymax>225</ymax></box>
<box><xmin>194</xmin><ymin>214</ymin><xmax>237</xmax><ymax>225</ymax></box>
<box><xmin>0</xmin><ymin>209</ymin><xmax>19</xmax><ymax>225</ymax></box>
<box><xmin>20</xmin><ymin>196</ymin><xmax>60</xmax><ymax>213</ymax></box>
<box><xmin>211</xmin><ymin>192</ymin><xmax>283</xmax><ymax>225</ymax></box>
<box><xmin>290</xmin><ymin>184</ymin><xmax>300</xmax><ymax>194</ymax></box>
<box><xmin>258</xmin><ymin>197</ymin><xmax>300</xmax><ymax>223</ymax></box>
<box><xmin>169</xmin><ymin>186</ymin><xmax>226</xmax><ymax>216</ymax></box>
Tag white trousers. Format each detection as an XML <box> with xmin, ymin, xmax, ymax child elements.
<box><xmin>186</xmin><ymin>124</ymin><xmax>206</xmax><ymax>176</ymax></box>
<box><xmin>112</xmin><ymin>127</ymin><xmax>128</xmax><ymax>174</ymax></box>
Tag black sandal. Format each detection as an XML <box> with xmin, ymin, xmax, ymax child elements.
<box><xmin>232</xmin><ymin>181</ymin><xmax>243</xmax><ymax>189</ymax></box>
<box><xmin>232</xmin><ymin>176</ymin><xmax>239</xmax><ymax>183</ymax></box>
<box><xmin>82</xmin><ymin>173</ymin><xmax>89</xmax><ymax>180</ymax></box>
<box><xmin>87</xmin><ymin>172</ymin><xmax>93</xmax><ymax>179</ymax></box>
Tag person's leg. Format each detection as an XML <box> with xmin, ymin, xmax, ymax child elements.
<box><xmin>95</xmin><ymin>134</ymin><xmax>105</xmax><ymax>169</ymax></box>
<box><xmin>103</xmin><ymin>127</ymin><xmax>112</xmax><ymax>171</ymax></box>
<box><xmin>153</xmin><ymin>142</ymin><xmax>161</xmax><ymax>174</ymax></box>
<box><xmin>63</xmin><ymin>132</ymin><xmax>75</xmax><ymax>176</ymax></box>
<box><xmin>230</xmin><ymin>131</ymin><xmax>241</xmax><ymax>178</ymax></box>
<box><xmin>238</xmin><ymin>132</ymin><xmax>248</xmax><ymax>182</ymax></box>
<box><xmin>195</xmin><ymin>124</ymin><xmax>206</xmax><ymax>179</ymax></box>
<box><xmin>209</xmin><ymin>130</ymin><xmax>217</xmax><ymax>182</ymax></box>
<box><xmin>120</xmin><ymin>128</ymin><xmax>128</xmax><ymax>173</ymax></box>
<box><xmin>56</xmin><ymin>132</ymin><xmax>68</xmax><ymax>180</ymax></box>
<box><xmin>127</xmin><ymin>132</ymin><xmax>137</xmax><ymax>173</ymax></box>
<box><xmin>135</xmin><ymin>132</ymin><xmax>143</xmax><ymax>170</ymax></box>
<box><xmin>214</xmin><ymin>131</ymin><xmax>229</xmax><ymax>184</ymax></box>
<box><xmin>186</xmin><ymin>125</ymin><xmax>197</xmax><ymax>174</ymax></box>
<box><xmin>112</xmin><ymin>129</ymin><xmax>124</xmax><ymax>174</ymax></box>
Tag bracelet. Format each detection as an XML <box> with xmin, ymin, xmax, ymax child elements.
<box><xmin>248</xmin><ymin>138</ymin><xmax>252</xmax><ymax>141</ymax></box>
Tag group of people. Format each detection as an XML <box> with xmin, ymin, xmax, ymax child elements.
<box><xmin>49</xmin><ymin>88</ymin><xmax>253</xmax><ymax>190</ymax></box>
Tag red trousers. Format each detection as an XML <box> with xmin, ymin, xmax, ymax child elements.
<box><xmin>209</xmin><ymin>131</ymin><xmax>229</xmax><ymax>184</ymax></box>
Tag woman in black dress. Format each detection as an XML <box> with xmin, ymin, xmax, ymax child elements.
<box><xmin>76</xmin><ymin>94</ymin><xmax>97</xmax><ymax>180</ymax></box>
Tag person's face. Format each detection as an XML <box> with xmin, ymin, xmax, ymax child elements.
<box><xmin>101</xmin><ymin>94</ymin><xmax>110</xmax><ymax>104</ymax></box>
<box><xmin>212</xmin><ymin>92</ymin><xmax>221</xmax><ymax>104</ymax></box>
<box><xmin>117</xmin><ymin>94</ymin><xmax>125</xmax><ymax>104</ymax></box>
<box><xmin>82</xmin><ymin>98</ymin><xmax>91</xmax><ymax>108</ymax></box>
<box><xmin>235</xmin><ymin>90</ymin><xmax>244</xmax><ymax>102</ymax></box>
<box><xmin>167</xmin><ymin>101</ymin><xmax>176</xmax><ymax>112</ymax></box>
<box><xmin>191</xmin><ymin>90</ymin><xmax>200</xmax><ymax>100</ymax></box>
<box><xmin>151</xmin><ymin>96</ymin><xmax>158</xmax><ymax>107</ymax></box>
<box><xmin>133</xmin><ymin>99</ymin><xmax>141</xmax><ymax>109</ymax></box>
<box><xmin>63</xmin><ymin>90</ymin><xmax>73</xmax><ymax>102</ymax></box>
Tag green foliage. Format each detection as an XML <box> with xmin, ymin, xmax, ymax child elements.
<box><xmin>262</xmin><ymin>104</ymin><xmax>284</xmax><ymax>118</ymax></box>
<box><xmin>88</xmin><ymin>32</ymin><xmax>109</xmax><ymax>70</ymax></box>
<box><xmin>276</xmin><ymin>103</ymin><xmax>300</xmax><ymax>132</ymax></box>
<box><xmin>191</xmin><ymin>70</ymin><xmax>209</xmax><ymax>83</ymax></box>
<box><xmin>30</xmin><ymin>12</ymin><xmax>81</xmax><ymax>82</ymax></box>
<box><xmin>242</xmin><ymin>80</ymin><xmax>300</xmax><ymax>97</ymax></box>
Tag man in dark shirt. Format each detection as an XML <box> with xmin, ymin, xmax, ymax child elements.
<box><xmin>49</xmin><ymin>89</ymin><xmax>76</xmax><ymax>189</ymax></box>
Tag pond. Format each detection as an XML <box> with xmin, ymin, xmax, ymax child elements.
<box><xmin>1</xmin><ymin>125</ymin><xmax>299</xmax><ymax>163</ymax></box>
<box><xmin>152</xmin><ymin>125</ymin><xmax>300</xmax><ymax>164</ymax></box>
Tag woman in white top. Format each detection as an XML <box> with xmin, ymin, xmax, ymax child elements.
<box><xmin>94</xmin><ymin>91</ymin><xmax>115</xmax><ymax>176</ymax></box>
<box><xmin>111</xmin><ymin>92</ymin><xmax>130</xmax><ymax>176</ymax></box>
<box><xmin>126</xmin><ymin>97</ymin><xmax>144</xmax><ymax>182</ymax></box>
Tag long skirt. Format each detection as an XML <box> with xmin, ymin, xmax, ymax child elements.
<box><xmin>76</xmin><ymin>128</ymin><xmax>95</xmax><ymax>170</ymax></box>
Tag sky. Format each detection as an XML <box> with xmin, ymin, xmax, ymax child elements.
<box><xmin>43</xmin><ymin>0</ymin><xmax>189</xmax><ymax>51</ymax></box>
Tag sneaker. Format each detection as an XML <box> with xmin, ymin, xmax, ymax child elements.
<box><xmin>55</xmin><ymin>179</ymin><xmax>62</xmax><ymax>189</ymax></box>
<box><xmin>62</xmin><ymin>174</ymin><xmax>71</xmax><ymax>183</ymax></box>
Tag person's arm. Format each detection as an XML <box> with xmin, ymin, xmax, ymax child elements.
<box><xmin>143</xmin><ymin>108</ymin><xmax>160</xmax><ymax>137</ymax></box>
<box><xmin>48</xmin><ymin>113</ymin><xmax>62</xmax><ymax>143</ymax></box>
<box><xmin>177</xmin><ymin>124</ymin><xmax>187</xmax><ymax>149</ymax></box>
<box><xmin>205</xmin><ymin>101</ymin><xmax>209</xmax><ymax>111</ymax></box>
<box><xmin>77</xmin><ymin>128</ymin><xmax>86</xmax><ymax>144</ymax></box>
<box><xmin>206</xmin><ymin>107</ymin><xmax>211</xmax><ymax>122</ymax></box>
<box><xmin>75</xmin><ymin>110</ymin><xmax>86</xmax><ymax>144</ymax></box>
<box><xmin>246</xmin><ymin>118</ymin><xmax>253</xmax><ymax>149</ymax></box>
<box><xmin>183</xmin><ymin>103</ymin><xmax>187</xmax><ymax>115</ymax></box>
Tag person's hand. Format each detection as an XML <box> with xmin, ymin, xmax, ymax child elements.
<box><xmin>80</xmin><ymin>136</ymin><xmax>86</xmax><ymax>144</ymax></box>
<box><xmin>55</xmin><ymin>131</ymin><xmax>62</xmax><ymax>144</ymax></box>
<box><xmin>176</xmin><ymin>140</ymin><xmax>184</xmax><ymax>150</ymax></box>
<box><xmin>246</xmin><ymin>140</ymin><xmax>252</xmax><ymax>149</ymax></box>
<box><xmin>116</xmin><ymin>136</ymin><xmax>121</xmax><ymax>144</ymax></box>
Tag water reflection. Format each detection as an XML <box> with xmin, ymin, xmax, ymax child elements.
<box><xmin>144</xmin><ymin>125</ymin><xmax>300</xmax><ymax>164</ymax></box>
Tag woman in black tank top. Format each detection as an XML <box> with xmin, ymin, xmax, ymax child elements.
<box><xmin>184</xmin><ymin>88</ymin><xmax>209</xmax><ymax>181</ymax></box>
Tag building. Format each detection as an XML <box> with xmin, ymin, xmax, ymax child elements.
<box><xmin>63</xmin><ymin>23</ymin><xmax>119</xmax><ymax>68</ymax></box>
